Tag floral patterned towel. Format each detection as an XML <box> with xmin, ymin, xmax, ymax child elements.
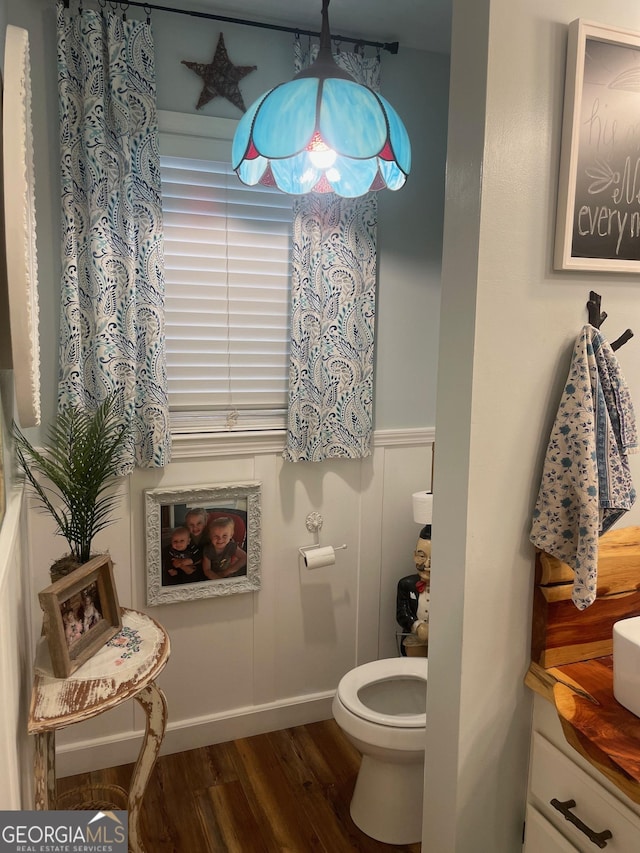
<box><xmin>530</xmin><ymin>324</ymin><xmax>638</xmax><ymax>610</ymax></box>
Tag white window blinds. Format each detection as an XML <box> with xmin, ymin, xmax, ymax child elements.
<box><xmin>160</xmin><ymin>145</ymin><xmax>292</xmax><ymax>434</ymax></box>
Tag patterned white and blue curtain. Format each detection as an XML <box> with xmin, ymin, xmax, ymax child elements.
<box><xmin>283</xmin><ymin>40</ymin><xmax>379</xmax><ymax>462</ymax></box>
<box><xmin>56</xmin><ymin>1</ymin><xmax>170</xmax><ymax>472</ymax></box>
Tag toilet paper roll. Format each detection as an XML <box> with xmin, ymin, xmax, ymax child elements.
<box><xmin>412</xmin><ymin>491</ymin><xmax>433</xmax><ymax>524</ymax></box>
<box><xmin>303</xmin><ymin>545</ymin><xmax>336</xmax><ymax>569</ymax></box>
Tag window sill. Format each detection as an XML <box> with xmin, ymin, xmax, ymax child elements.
<box><xmin>170</xmin><ymin>430</ymin><xmax>287</xmax><ymax>459</ymax></box>
<box><xmin>169</xmin><ymin>427</ymin><xmax>435</xmax><ymax>460</ymax></box>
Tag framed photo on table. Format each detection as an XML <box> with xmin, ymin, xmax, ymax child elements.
<box><xmin>145</xmin><ymin>481</ymin><xmax>262</xmax><ymax>605</ymax></box>
<box><xmin>38</xmin><ymin>555</ymin><xmax>122</xmax><ymax>678</ymax></box>
<box><xmin>555</xmin><ymin>19</ymin><xmax>640</xmax><ymax>273</ymax></box>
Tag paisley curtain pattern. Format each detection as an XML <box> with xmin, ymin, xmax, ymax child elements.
<box><xmin>56</xmin><ymin>1</ymin><xmax>170</xmax><ymax>472</ymax></box>
<box><xmin>283</xmin><ymin>42</ymin><xmax>379</xmax><ymax>462</ymax></box>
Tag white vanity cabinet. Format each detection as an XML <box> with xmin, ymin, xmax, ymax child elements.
<box><xmin>524</xmin><ymin>805</ymin><xmax>578</xmax><ymax>852</ymax></box>
<box><xmin>524</xmin><ymin>695</ymin><xmax>640</xmax><ymax>852</ymax></box>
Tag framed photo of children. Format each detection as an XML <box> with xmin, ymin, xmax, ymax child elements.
<box><xmin>145</xmin><ymin>481</ymin><xmax>262</xmax><ymax>605</ymax></box>
<box><xmin>38</xmin><ymin>555</ymin><xmax>122</xmax><ymax>678</ymax></box>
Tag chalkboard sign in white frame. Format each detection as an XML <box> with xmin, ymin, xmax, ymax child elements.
<box><xmin>555</xmin><ymin>19</ymin><xmax>640</xmax><ymax>273</ymax></box>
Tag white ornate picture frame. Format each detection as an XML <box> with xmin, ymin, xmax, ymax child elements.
<box><xmin>145</xmin><ymin>482</ymin><xmax>261</xmax><ymax>605</ymax></box>
<box><xmin>3</xmin><ymin>25</ymin><xmax>40</xmax><ymax>426</ymax></box>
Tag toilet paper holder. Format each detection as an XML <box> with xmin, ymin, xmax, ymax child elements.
<box><xmin>299</xmin><ymin>513</ymin><xmax>347</xmax><ymax>566</ymax></box>
<box><xmin>298</xmin><ymin>543</ymin><xmax>347</xmax><ymax>559</ymax></box>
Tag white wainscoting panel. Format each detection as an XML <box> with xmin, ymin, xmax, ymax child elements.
<box><xmin>0</xmin><ymin>486</ymin><xmax>33</xmax><ymax>808</ymax></box>
<box><xmin>23</xmin><ymin>428</ymin><xmax>434</xmax><ymax>775</ymax></box>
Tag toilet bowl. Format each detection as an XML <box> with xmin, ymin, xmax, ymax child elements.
<box><xmin>332</xmin><ymin>657</ymin><xmax>427</xmax><ymax>845</ymax></box>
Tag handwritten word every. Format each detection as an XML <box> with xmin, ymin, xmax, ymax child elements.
<box><xmin>577</xmin><ymin>206</ymin><xmax>640</xmax><ymax>255</ymax></box>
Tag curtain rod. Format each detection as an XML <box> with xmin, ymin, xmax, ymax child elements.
<box><xmin>95</xmin><ymin>1</ymin><xmax>400</xmax><ymax>54</ymax></box>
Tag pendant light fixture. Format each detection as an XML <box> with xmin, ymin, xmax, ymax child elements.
<box><xmin>232</xmin><ymin>0</ymin><xmax>411</xmax><ymax>198</ymax></box>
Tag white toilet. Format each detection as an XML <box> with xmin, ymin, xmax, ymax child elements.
<box><xmin>332</xmin><ymin>656</ymin><xmax>427</xmax><ymax>845</ymax></box>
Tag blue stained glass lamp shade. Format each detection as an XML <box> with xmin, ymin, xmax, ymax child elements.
<box><xmin>232</xmin><ymin>4</ymin><xmax>411</xmax><ymax>197</ymax></box>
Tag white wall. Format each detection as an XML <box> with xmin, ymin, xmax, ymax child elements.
<box><xmin>24</xmin><ymin>432</ymin><xmax>433</xmax><ymax>775</ymax></box>
<box><xmin>425</xmin><ymin>0</ymin><xmax>640</xmax><ymax>850</ymax></box>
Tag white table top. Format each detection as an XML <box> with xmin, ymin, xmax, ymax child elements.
<box><xmin>29</xmin><ymin>608</ymin><xmax>170</xmax><ymax>733</ymax></box>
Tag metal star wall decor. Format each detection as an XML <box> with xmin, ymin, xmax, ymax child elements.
<box><xmin>182</xmin><ymin>33</ymin><xmax>257</xmax><ymax>113</ymax></box>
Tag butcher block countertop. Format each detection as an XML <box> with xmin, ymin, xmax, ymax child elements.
<box><xmin>526</xmin><ymin>526</ymin><xmax>640</xmax><ymax>805</ymax></box>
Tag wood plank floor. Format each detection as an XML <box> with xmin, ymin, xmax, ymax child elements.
<box><xmin>58</xmin><ymin>719</ymin><xmax>422</xmax><ymax>853</ymax></box>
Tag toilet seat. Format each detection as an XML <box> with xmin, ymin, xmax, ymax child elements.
<box><xmin>337</xmin><ymin>658</ymin><xmax>427</xmax><ymax>728</ymax></box>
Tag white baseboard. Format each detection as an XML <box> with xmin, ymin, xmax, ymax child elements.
<box><xmin>57</xmin><ymin>690</ymin><xmax>335</xmax><ymax>778</ymax></box>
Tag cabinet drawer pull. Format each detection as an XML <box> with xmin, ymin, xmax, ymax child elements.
<box><xmin>550</xmin><ymin>798</ymin><xmax>613</xmax><ymax>848</ymax></box>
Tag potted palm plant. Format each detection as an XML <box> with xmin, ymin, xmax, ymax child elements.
<box><xmin>13</xmin><ymin>393</ymin><xmax>127</xmax><ymax>581</ymax></box>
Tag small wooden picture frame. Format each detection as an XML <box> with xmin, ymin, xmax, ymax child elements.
<box><xmin>38</xmin><ymin>554</ymin><xmax>122</xmax><ymax>678</ymax></box>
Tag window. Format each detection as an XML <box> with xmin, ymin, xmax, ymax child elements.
<box><xmin>159</xmin><ymin>112</ymin><xmax>293</xmax><ymax>433</ymax></box>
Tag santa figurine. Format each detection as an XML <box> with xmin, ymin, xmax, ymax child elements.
<box><xmin>396</xmin><ymin>523</ymin><xmax>431</xmax><ymax>657</ymax></box>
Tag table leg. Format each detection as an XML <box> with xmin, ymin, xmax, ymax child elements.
<box><xmin>128</xmin><ymin>681</ymin><xmax>167</xmax><ymax>853</ymax></box>
<box><xmin>33</xmin><ymin>731</ymin><xmax>56</xmax><ymax>809</ymax></box>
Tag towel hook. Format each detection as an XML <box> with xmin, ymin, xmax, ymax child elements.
<box><xmin>587</xmin><ymin>290</ymin><xmax>633</xmax><ymax>352</ymax></box>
